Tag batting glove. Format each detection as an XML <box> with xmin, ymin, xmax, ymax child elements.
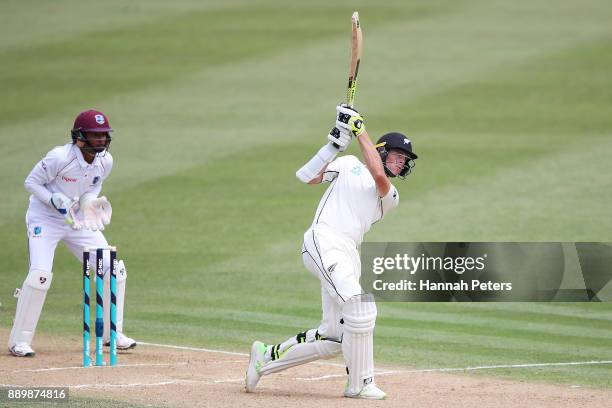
<box><xmin>327</xmin><ymin>126</ymin><xmax>352</xmax><ymax>152</ymax></box>
<box><xmin>336</xmin><ymin>104</ymin><xmax>365</xmax><ymax>137</ymax></box>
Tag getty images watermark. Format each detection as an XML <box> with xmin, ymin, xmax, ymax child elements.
<box><xmin>360</xmin><ymin>243</ymin><xmax>612</xmax><ymax>302</ymax></box>
<box><xmin>371</xmin><ymin>251</ymin><xmax>512</xmax><ymax>292</ymax></box>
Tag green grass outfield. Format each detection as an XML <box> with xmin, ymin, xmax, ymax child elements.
<box><xmin>1</xmin><ymin>0</ymin><xmax>611</xmax><ymax>393</ymax></box>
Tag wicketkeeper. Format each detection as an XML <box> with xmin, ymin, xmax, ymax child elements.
<box><xmin>245</xmin><ymin>104</ymin><xmax>418</xmax><ymax>399</ymax></box>
<box><xmin>8</xmin><ymin>109</ymin><xmax>136</xmax><ymax>357</ymax></box>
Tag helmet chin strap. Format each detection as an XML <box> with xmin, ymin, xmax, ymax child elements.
<box><xmin>383</xmin><ymin>159</ymin><xmax>414</xmax><ymax>180</ymax></box>
<box><xmin>383</xmin><ymin>164</ymin><xmax>397</xmax><ymax>178</ymax></box>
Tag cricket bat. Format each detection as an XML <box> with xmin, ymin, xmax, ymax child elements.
<box><xmin>332</xmin><ymin>11</ymin><xmax>363</xmax><ymax>148</ymax></box>
<box><xmin>346</xmin><ymin>11</ymin><xmax>363</xmax><ymax>108</ymax></box>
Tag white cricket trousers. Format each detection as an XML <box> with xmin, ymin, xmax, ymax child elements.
<box><xmin>301</xmin><ymin>225</ymin><xmax>362</xmax><ymax>341</ymax></box>
<box><xmin>26</xmin><ymin>209</ymin><xmax>111</xmax><ymax>272</ymax></box>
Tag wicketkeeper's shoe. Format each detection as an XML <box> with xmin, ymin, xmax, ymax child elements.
<box><xmin>344</xmin><ymin>382</ymin><xmax>387</xmax><ymax>400</ymax></box>
<box><xmin>245</xmin><ymin>341</ymin><xmax>267</xmax><ymax>392</ymax></box>
<box><xmin>8</xmin><ymin>342</ymin><xmax>35</xmax><ymax>357</ymax></box>
<box><xmin>104</xmin><ymin>332</ymin><xmax>137</xmax><ymax>350</ymax></box>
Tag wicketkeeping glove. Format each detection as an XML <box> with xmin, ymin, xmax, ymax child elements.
<box><xmin>74</xmin><ymin>194</ymin><xmax>113</xmax><ymax>231</ymax></box>
<box><xmin>336</xmin><ymin>104</ymin><xmax>365</xmax><ymax>137</ymax></box>
<box><xmin>327</xmin><ymin>126</ymin><xmax>352</xmax><ymax>152</ymax></box>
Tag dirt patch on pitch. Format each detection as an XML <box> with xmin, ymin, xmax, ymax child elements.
<box><xmin>1</xmin><ymin>330</ymin><xmax>609</xmax><ymax>408</ymax></box>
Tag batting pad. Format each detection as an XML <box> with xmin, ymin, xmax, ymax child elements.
<box><xmin>9</xmin><ymin>269</ymin><xmax>53</xmax><ymax>347</ymax></box>
<box><xmin>341</xmin><ymin>293</ymin><xmax>377</xmax><ymax>395</ymax></box>
<box><xmin>103</xmin><ymin>260</ymin><xmax>127</xmax><ymax>341</ymax></box>
<box><xmin>259</xmin><ymin>338</ymin><xmax>341</xmax><ymax>375</ymax></box>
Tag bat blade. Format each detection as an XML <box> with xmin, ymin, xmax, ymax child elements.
<box><xmin>346</xmin><ymin>11</ymin><xmax>363</xmax><ymax>107</ymax></box>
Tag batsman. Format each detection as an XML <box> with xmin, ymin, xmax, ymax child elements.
<box><xmin>8</xmin><ymin>109</ymin><xmax>136</xmax><ymax>357</ymax></box>
<box><xmin>245</xmin><ymin>104</ymin><xmax>418</xmax><ymax>399</ymax></box>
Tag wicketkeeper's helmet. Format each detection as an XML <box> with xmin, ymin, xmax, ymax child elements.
<box><xmin>71</xmin><ymin>109</ymin><xmax>113</xmax><ymax>154</ymax></box>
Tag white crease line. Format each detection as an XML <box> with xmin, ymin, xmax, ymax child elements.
<box><xmin>13</xmin><ymin>362</ymin><xmax>187</xmax><ymax>373</ymax></box>
<box><xmin>296</xmin><ymin>373</ymin><xmax>345</xmax><ymax>381</ymax></box>
<box><xmin>6</xmin><ymin>361</ymin><xmax>610</xmax><ymax>389</ymax></box>
<box><xmin>296</xmin><ymin>360</ymin><xmax>612</xmax><ymax>381</ymax></box>
<box><xmin>0</xmin><ymin>380</ymin><xmax>204</xmax><ymax>390</ymax></box>
<box><xmin>138</xmin><ymin>340</ymin><xmax>343</xmax><ymax>367</ymax></box>
<box><xmin>112</xmin><ymin>341</ymin><xmax>612</xmax><ymax>382</ymax></box>
<box><xmin>218</xmin><ymin>360</ymin><xmax>249</xmax><ymax>364</ymax></box>
<box><xmin>312</xmin><ymin>360</ymin><xmax>346</xmax><ymax>368</ymax></box>
<box><xmin>384</xmin><ymin>360</ymin><xmax>612</xmax><ymax>375</ymax></box>
<box><xmin>2</xmin><ymin>379</ymin><xmax>247</xmax><ymax>389</ymax></box>
<box><xmin>295</xmin><ymin>369</ymin><xmax>392</xmax><ymax>381</ymax></box>
<box><xmin>214</xmin><ymin>378</ymin><xmax>245</xmax><ymax>384</ymax></box>
<box><xmin>139</xmin><ymin>341</ymin><xmax>248</xmax><ymax>357</ymax></box>
<box><xmin>70</xmin><ymin>380</ymin><xmax>202</xmax><ymax>389</ymax></box>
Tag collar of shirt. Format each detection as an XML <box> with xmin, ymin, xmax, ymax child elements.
<box><xmin>72</xmin><ymin>143</ymin><xmax>99</xmax><ymax>169</ymax></box>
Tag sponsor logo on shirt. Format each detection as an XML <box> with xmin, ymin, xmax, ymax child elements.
<box><xmin>32</xmin><ymin>226</ymin><xmax>42</xmax><ymax>238</ymax></box>
<box><xmin>350</xmin><ymin>165</ymin><xmax>363</xmax><ymax>176</ymax></box>
<box><xmin>92</xmin><ymin>176</ymin><xmax>100</xmax><ymax>185</ymax></box>
<box><xmin>41</xmin><ymin>161</ymin><xmax>47</xmax><ymax>171</ymax></box>
<box><xmin>62</xmin><ymin>176</ymin><xmax>77</xmax><ymax>182</ymax></box>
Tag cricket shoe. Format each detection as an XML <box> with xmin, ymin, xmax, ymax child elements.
<box><xmin>344</xmin><ymin>382</ymin><xmax>387</xmax><ymax>400</ymax></box>
<box><xmin>245</xmin><ymin>341</ymin><xmax>267</xmax><ymax>392</ymax></box>
<box><xmin>104</xmin><ymin>332</ymin><xmax>137</xmax><ymax>350</ymax></box>
<box><xmin>9</xmin><ymin>342</ymin><xmax>35</xmax><ymax>357</ymax></box>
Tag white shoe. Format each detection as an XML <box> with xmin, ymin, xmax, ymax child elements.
<box><xmin>344</xmin><ymin>382</ymin><xmax>387</xmax><ymax>400</ymax></box>
<box><xmin>9</xmin><ymin>342</ymin><xmax>35</xmax><ymax>357</ymax></box>
<box><xmin>104</xmin><ymin>332</ymin><xmax>136</xmax><ymax>350</ymax></box>
<box><xmin>245</xmin><ymin>341</ymin><xmax>267</xmax><ymax>392</ymax></box>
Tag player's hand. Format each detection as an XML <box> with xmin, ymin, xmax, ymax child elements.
<box><xmin>327</xmin><ymin>126</ymin><xmax>352</xmax><ymax>152</ymax></box>
<box><xmin>50</xmin><ymin>192</ymin><xmax>80</xmax><ymax>227</ymax></box>
<box><xmin>50</xmin><ymin>192</ymin><xmax>73</xmax><ymax>215</ymax></box>
<box><xmin>336</xmin><ymin>104</ymin><xmax>365</xmax><ymax>137</ymax></box>
<box><xmin>79</xmin><ymin>195</ymin><xmax>113</xmax><ymax>231</ymax></box>
<box><xmin>64</xmin><ymin>201</ymin><xmax>81</xmax><ymax>229</ymax></box>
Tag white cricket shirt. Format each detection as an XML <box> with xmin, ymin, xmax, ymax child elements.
<box><xmin>311</xmin><ymin>155</ymin><xmax>399</xmax><ymax>246</ymax></box>
<box><xmin>24</xmin><ymin>143</ymin><xmax>113</xmax><ymax>218</ymax></box>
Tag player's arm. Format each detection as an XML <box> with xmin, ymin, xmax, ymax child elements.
<box><xmin>24</xmin><ymin>153</ymin><xmax>58</xmax><ymax>206</ymax></box>
<box><xmin>296</xmin><ymin>124</ymin><xmax>351</xmax><ymax>184</ymax></box>
<box><xmin>306</xmin><ymin>163</ymin><xmax>328</xmax><ymax>184</ymax></box>
<box><xmin>24</xmin><ymin>150</ymin><xmax>77</xmax><ymax>218</ymax></box>
<box><xmin>356</xmin><ymin>130</ymin><xmax>391</xmax><ymax>197</ymax></box>
<box><xmin>336</xmin><ymin>104</ymin><xmax>390</xmax><ymax>197</ymax></box>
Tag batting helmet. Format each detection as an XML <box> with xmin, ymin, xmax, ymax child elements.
<box><xmin>375</xmin><ymin>132</ymin><xmax>418</xmax><ymax>178</ymax></box>
<box><xmin>70</xmin><ymin>109</ymin><xmax>113</xmax><ymax>154</ymax></box>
